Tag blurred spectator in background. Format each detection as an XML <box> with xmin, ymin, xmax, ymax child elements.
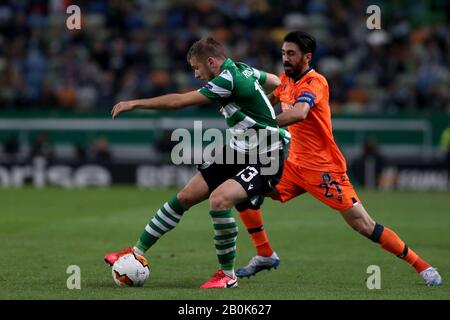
<box><xmin>440</xmin><ymin>121</ymin><xmax>450</xmax><ymax>172</ymax></box>
<box><xmin>155</xmin><ymin>129</ymin><xmax>183</xmax><ymax>163</ymax></box>
<box><xmin>0</xmin><ymin>0</ymin><xmax>448</xmax><ymax>113</ymax></box>
<box><xmin>74</xmin><ymin>142</ymin><xmax>88</xmax><ymax>163</ymax></box>
<box><xmin>91</xmin><ymin>136</ymin><xmax>113</xmax><ymax>164</ymax></box>
<box><xmin>1</xmin><ymin>133</ymin><xmax>20</xmax><ymax>162</ymax></box>
<box><xmin>29</xmin><ymin>131</ymin><xmax>54</xmax><ymax>162</ymax></box>
<box><xmin>351</xmin><ymin>137</ymin><xmax>385</xmax><ymax>188</ymax></box>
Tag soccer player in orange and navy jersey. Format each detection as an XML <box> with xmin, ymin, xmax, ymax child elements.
<box><xmin>235</xmin><ymin>31</ymin><xmax>442</xmax><ymax>286</ymax></box>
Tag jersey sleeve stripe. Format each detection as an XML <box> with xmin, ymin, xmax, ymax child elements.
<box><xmin>212</xmin><ymin>73</ymin><xmax>233</xmax><ymax>91</ymax></box>
<box><xmin>200</xmin><ymin>81</ymin><xmax>232</xmax><ymax>98</ymax></box>
<box><xmin>258</xmin><ymin>70</ymin><xmax>267</xmax><ymax>85</ymax></box>
<box><xmin>209</xmin><ymin>81</ymin><xmax>232</xmax><ymax>97</ymax></box>
<box><xmin>230</xmin><ymin>116</ymin><xmax>257</xmax><ymax>131</ymax></box>
<box><xmin>198</xmin><ymin>87</ymin><xmax>221</xmax><ymax>99</ymax></box>
<box><xmin>226</xmin><ymin>109</ymin><xmax>247</xmax><ymax>126</ymax></box>
<box><xmin>222</xmin><ymin>103</ymin><xmax>239</xmax><ymax>118</ymax></box>
<box><xmin>251</xmin><ymin>68</ymin><xmax>267</xmax><ymax>85</ymax></box>
<box><xmin>252</xmin><ymin>68</ymin><xmax>261</xmax><ymax>79</ymax></box>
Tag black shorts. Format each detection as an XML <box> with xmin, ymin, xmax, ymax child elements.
<box><xmin>198</xmin><ymin>145</ymin><xmax>284</xmax><ymax>210</ymax></box>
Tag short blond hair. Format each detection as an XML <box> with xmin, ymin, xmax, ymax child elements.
<box><xmin>186</xmin><ymin>37</ymin><xmax>226</xmax><ymax>62</ymax></box>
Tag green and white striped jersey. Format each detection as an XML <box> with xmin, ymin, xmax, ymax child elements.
<box><xmin>198</xmin><ymin>58</ymin><xmax>290</xmax><ymax>154</ymax></box>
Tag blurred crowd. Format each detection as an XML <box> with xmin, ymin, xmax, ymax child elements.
<box><xmin>1</xmin><ymin>131</ymin><xmax>113</xmax><ymax>164</ymax></box>
<box><xmin>0</xmin><ymin>0</ymin><xmax>449</xmax><ymax>114</ymax></box>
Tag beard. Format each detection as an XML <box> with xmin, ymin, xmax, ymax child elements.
<box><xmin>283</xmin><ymin>63</ymin><xmax>302</xmax><ymax>79</ymax></box>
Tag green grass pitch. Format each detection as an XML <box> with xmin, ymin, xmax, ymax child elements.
<box><xmin>0</xmin><ymin>188</ymin><xmax>449</xmax><ymax>300</ymax></box>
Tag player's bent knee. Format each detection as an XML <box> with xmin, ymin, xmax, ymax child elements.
<box><xmin>176</xmin><ymin>190</ymin><xmax>196</xmax><ymax>209</ymax></box>
<box><xmin>209</xmin><ymin>192</ymin><xmax>232</xmax><ymax>210</ymax></box>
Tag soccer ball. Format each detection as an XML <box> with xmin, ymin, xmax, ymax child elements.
<box><xmin>112</xmin><ymin>253</ymin><xmax>150</xmax><ymax>287</ymax></box>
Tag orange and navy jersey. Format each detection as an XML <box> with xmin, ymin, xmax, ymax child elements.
<box><xmin>273</xmin><ymin>69</ymin><xmax>347</xmax><ymax>173</ymax></box>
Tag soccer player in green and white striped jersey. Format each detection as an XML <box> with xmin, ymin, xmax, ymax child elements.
<box><xmin>105</xmin><ymin>37</ymin><xmax>286</xmax><ymax>289</ymax></box>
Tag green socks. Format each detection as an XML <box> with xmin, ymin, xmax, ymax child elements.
<box><xmin>210</xmin><ymin>209</ymin><xmax>238</xmax><ymax>273</ymax></box>
<box><xmin>135</xmin><ymin>195</ymin><xmax>186</xmax><ymax>253</ymax></box>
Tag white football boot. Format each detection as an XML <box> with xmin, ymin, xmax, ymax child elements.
<box><xmin>420</xmin><ymin>267</ymin><xmax>442</xmax><ymax>286</ymax></box>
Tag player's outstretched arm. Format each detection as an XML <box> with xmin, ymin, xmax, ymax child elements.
<box><xmin>111</xmin><ymin>91</ymin><xmax>211</xmax><ymax>119</ymax></box>
<box><xmin>262</xmin><ymin>72</ymin><xmax>281</xmax><ymax>93</ymax></box>
<box><xmin>276</xmin><ymin>102</ymin><xmax>310</xmax><ymax>127</ymax></box>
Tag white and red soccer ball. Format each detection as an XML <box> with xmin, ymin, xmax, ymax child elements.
<box><xmin>112</xmin><ymin>253</ymin><xmax>150</xmax><ymax>287</ymax></box>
